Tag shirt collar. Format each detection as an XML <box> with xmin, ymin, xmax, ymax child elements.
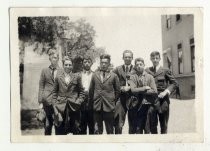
<box><xmin>124</xmin><ymin>64</ymin><xmax>132</xmax><ymax>69</ymax></box>
<box><xmin>83</xmin><ymin>70</ymin><xmax>92</xmax><ymax>74</ymax></box>
<box><xmin>49</xmin><ymin>65</ymin><xmax>57</xmax><ymax>70</ymax></box>
<box><xmin>64</xmin><ymin>71</ymin><xmax>72</xmax><ymax>76</ymax></box>
<box><xmin>99</xmin><ymin>67</ymin><xmax>110</xmax><ymax>73</ymax></box>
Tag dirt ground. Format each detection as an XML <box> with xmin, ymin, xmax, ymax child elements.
<box><xmin>21</xmin><ymin>98</ymin><xmax>195</xmax><ymax>135</ymax></box>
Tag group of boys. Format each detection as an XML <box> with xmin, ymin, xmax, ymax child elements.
<box><xmin>38</xmin><ymin>49</ymin><xmax>178</xmax><ymax>135</ymax></box>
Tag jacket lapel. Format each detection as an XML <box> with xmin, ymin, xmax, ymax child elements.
<box><xmin>103</xmin><ymin>72</ymin><xmax>112</xmax><ymax>83</ymax></box>
<box><xmin>46</xmin><ymin>67</ymin><xmax>55</xmax><ymax>83</ymax></box>
<box><xmin>59</xmin><ymin>71</ymin><xmax>68</xmax><ymax>87</ymax></box>
<box><xmin>130</xmin><ymin>65</ymin><xmax>133</xmax><ymax>72</ymax></box>
<box><xmin>95</xmin><ymin>71</ymin><xmax>103</xmax><ymax>84</ymax></box>
<box><xmin>66</xmin><ymin>72</ymin><xmax>77</xmax><ymax>89</ymax></box>
<box><xmin>154</xmin><ymin>66</ymin><xmax>164</xmax><ymax>77</ymax></box>
<box><xmin>118</xmin><ymin>65</ymin><xmax>127</xmax><ymax>80</ymax></box>
<box><xmin>146</xmin><ymin>67</ymin><xmax>155</xmax><ymax>76</ymax></box>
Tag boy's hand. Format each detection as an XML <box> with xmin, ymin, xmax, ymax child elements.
<box><xmin>124</xmin><ymin>86</ymin><xmax>131</xmax><ymax>92</ymax></box>
<box><xmin>145</xmin><ymin>86</ymin><xmax>151</xmax><ymax>90</ymax></box>
<box><xmin>158</xmin><ymin>90</ymin><xmax>168</xmax><ymax>98</ymax></box>
<box><xmin>39</xmin><ymin>103</ymin><xmax>43</xmax><ymax>109</ymax></box>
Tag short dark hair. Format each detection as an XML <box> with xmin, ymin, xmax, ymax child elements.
<box><xmin>123</xmin><ymin>50</ymin><xmax>133</xmax><ymax>58</ymax></box>
<box><xmin>62</xmin><ymin>56</ymin><xmax>73</xmax><ymax>65</ymax></box>
<box><xmin>100</xmin><ymin>54</ymin><xmax>111</xmax><ymax>62</ymax></box>
<box><xmin>83</xmin><ymin>55</ymin><xmax>93</xmax><ymax>63</ymax></box>
<box><xmin>150</xmin><ymin>51</ymin><xmax>161</xmax><ymax>58</ymax></box>
<box><xmin>134</xmin><ymin>57</ymin><xmax>145</xmax><ymax>65</ymax></box>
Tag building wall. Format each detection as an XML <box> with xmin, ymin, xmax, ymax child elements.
<box><xmin>161</xmin><ymin>15</ymin><xmax>195</xmax><ymax>99</ymax></box>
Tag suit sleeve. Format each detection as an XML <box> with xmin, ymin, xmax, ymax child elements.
<box><xmin>88</xmin><ymin>75</ymin><xmax>95</xmax><ymax>101</ymax></box>
<box><xmin>165</xmin><ymin>69</ymin><xmax>178</xmax><ymax>93</ymax></box>
<box><xmin>38</xmin><ymin>69</ymin><xmax>45</xmax><ymax>104</ymax></box>
<box><xmin>76</xmin><ymin>74</ymin><xmax>85</xmax><ymax>103</ymax></box>
<box><xmin>112</xmin><ymin>67</ymin><xmax>118</xmax><ymax>75</ymax></box>
<box><xmin>113</xmin><ymin>74</ymin><xmax>120</xmax><ymax>101</ymax></box>
<box><xmin>129</xmin><ymin>75</ymin><xmax>147</xmax><ymax>94</ymax></box>
<box><xmin>52</xmin><ymin>75</ymin><xmax>59</xmax><ymax>105</ymax></box>
<box><xmin>146</xmin><ymin>75</ymin><xmax>158</xmax><ymax>95</ymax></box>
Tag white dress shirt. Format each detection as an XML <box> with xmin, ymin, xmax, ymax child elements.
<box><xmin>64</xmin><ymin>72</ymin><xmax>71</xmax><ymax>85</ymax></box>
<box><xmin>81</xmin><ymin>70</ymin><xmax>93</xmax><ymax>91</ymax></box>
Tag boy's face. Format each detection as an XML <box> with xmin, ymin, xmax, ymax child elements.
<box><xmin>150</xmin><ymin>55</ymin><xmax>161</xmax><ymax>67</ymax></box>
<box><xmin>49</xmin><ymin>54</ymin><xmax>59</xmax><ymax>67</ymax></box>
<box><xmin>63</xmin><ymin>60</ymin><xmax>73</xmax><ymax>73</ymax></box>
<box><xmin>135</xmin><ymin>61</ymin><xmax>145</xmax><ymax>73</ymax></box>
<box><xmin>100</xmin><ymin>58</ymin><xmax>110</xmax><ymax>71</ymax></box>
<box><xmin>123</xmin><ymin>52</ymin><xmax>133</xmax><ymax>65</ymax></box>
<box><xmin>83</xmin><ymin>59</ymin><xmax>92</xmax><ymax>71</ymax></box>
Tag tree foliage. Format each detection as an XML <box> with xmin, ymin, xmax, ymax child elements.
<box><xmin>18</xmin><ymin>17</ymin><xmax>105</xmax><ymax>71</ymax></box>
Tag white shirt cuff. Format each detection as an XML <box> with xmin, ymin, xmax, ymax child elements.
<box><xmin>165</xmin><ymin>89</ymin><xmax>171</xmax><ymax>95</ymax></box>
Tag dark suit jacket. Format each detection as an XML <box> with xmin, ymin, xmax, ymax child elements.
<box><xmin>52</xmin><ymin>70</ymin><xmax>85</xmax><ymax>113</ymax></box>
<box><xmin>113</xmin><ymin>65</ymin><xmax>134</xmax><ymax>110</ymax></box>
<box><xmin>38</xmin><ymin>66</ymin><xmax>61</xmax><ymax>106</ymax></box>
<box><xmin>113</xmin><ymin>65</ymin><xmax>134</xmax><ymax>87</ymax></box>
<box><xmin>89</xmin><ymin>70</ymin><xmax>120</xmax><ymax>112</ymax></box>
<box><xmin>145</xmin><ymin>66</ymin><xmax>178</xmax><ymax>104</ymax></box>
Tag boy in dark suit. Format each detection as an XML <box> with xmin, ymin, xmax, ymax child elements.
<box><xmin>52</xmin><ymin>56</ymin><xmax>85</xmax><ymax>135</ymax></box>
<box><xmin>89</xmin><ymin>54</ymin><xmax>120</xmax><ymax>134</ymax></box>
<box><xmin>38</xmin><ymin>49</ymin><xmax>60</xmax><ymax>135</ymax></box>
<box><xmin>113</xmin><ymin>50</ymin><xmax>134</xmax><ymax>134</ymax></box>
<box><xmin>145</xmin><ymin>51</ymin><xmax>178</xmax><ymax>134</ymax></box>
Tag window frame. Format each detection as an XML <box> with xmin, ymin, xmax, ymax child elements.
<box><xmin>166</xmin><ymin>15</ymin><xmax>171</xmax><ymax>29</ymax></box>
<box><xmin>177</xmin><ymin>42</ymin><xmax>184</xmax><ymax>74</ymax></box>
<box><xmin>189</xmin><ymin>37</ymin><xmax>195</xmax><ymax>72</ymax></box>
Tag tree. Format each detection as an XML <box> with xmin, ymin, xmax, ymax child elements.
<box><xmin>18</xmin><ymin>17</ymin><xmax>105</xmax><ymax>72</ymax></box>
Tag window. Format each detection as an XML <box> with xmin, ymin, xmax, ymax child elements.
<box><xmin>176</xmin><ymin>14</ymin><xmax>181</xmax><ymax>22</ymax></box>
<box><xmin>177</xmin><ymin>43</ymin><xmax>183</xmax><ymax>74</ymax></box>
<box><xmin>191</xmin><ymin>85</ymin><xmax>195</xmax><ymax>93</ymax></box>
<box><xmin>190</xmin><ymin>38</ymin><xmax>195</xmax><ymax>72</ymax></box>
<box><xmin>166</xmin><ymin>15</ymin><xmax>171</xmax><ymax>29</ymax></box>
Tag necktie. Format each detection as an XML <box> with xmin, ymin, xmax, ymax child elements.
<box><xmin>103</xmin><ymin>71</ymin><xmax>106</xmax><ymax>79</ymax></box>
<box><xmin>154</xmin><ymin>66</ymin><xmax>156</xmax><ymax>73</ymax></box>
<box><xmin>52</xmin><ymin>68</ymin><xmax>55</xmax><ymax>79</ymax></box>
<box><xmin>125</xmin><ymin>65</ymin><xmax>129</xmax><ymax>73</ymax></box>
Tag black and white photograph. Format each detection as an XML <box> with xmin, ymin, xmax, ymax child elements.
<box><xmin>10</xmin><ymin>8</ymin><xmax>203</xmax><ymax>142</ymax></box>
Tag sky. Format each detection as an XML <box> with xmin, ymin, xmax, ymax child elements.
<box><xmin>24</xmin><ymin>11</ymin><xmax>163</xmax><ymax>69</ymax></box>
<box><xmin>83</xmin><ymin>15</ymin><xmax>163</xmax><ymax>69</ymax></box>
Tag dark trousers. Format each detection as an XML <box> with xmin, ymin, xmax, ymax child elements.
<box><xmin>136</xmin><ymin>105</ymin><xmax>158</xmax><ymax>134</ymax></box>
<box><xmin>158</xmin><ymin>105</ymin><xmax>169</xmax><ymax>134</ymax></box>
<box><xmin>80</xmin><ymin>110</ymin><xmax>94</xmax><ymax>135</ymax></box>
<box><xmin>114</xmin><ymin>100</ymin><xmax>127</xmax><ymax>134</ymax></box>
<box><xmin>43</xmin><ymin>105</ymin><xmax>54</xmax><ymax>135</ymax></box>
<box><xmin>55</xmin><ymin>110</ymin><xmax>81</xmax><ymax>135</ymax></box>
<box><xmin>128</xmin><ymin>108</ymin><xmax>138</xmax><ymax>134</ymax></box>
<box><xmin>94</xmin><ymin>111</ymin><xmax>114</xmax><ymax>134</ymax></box>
